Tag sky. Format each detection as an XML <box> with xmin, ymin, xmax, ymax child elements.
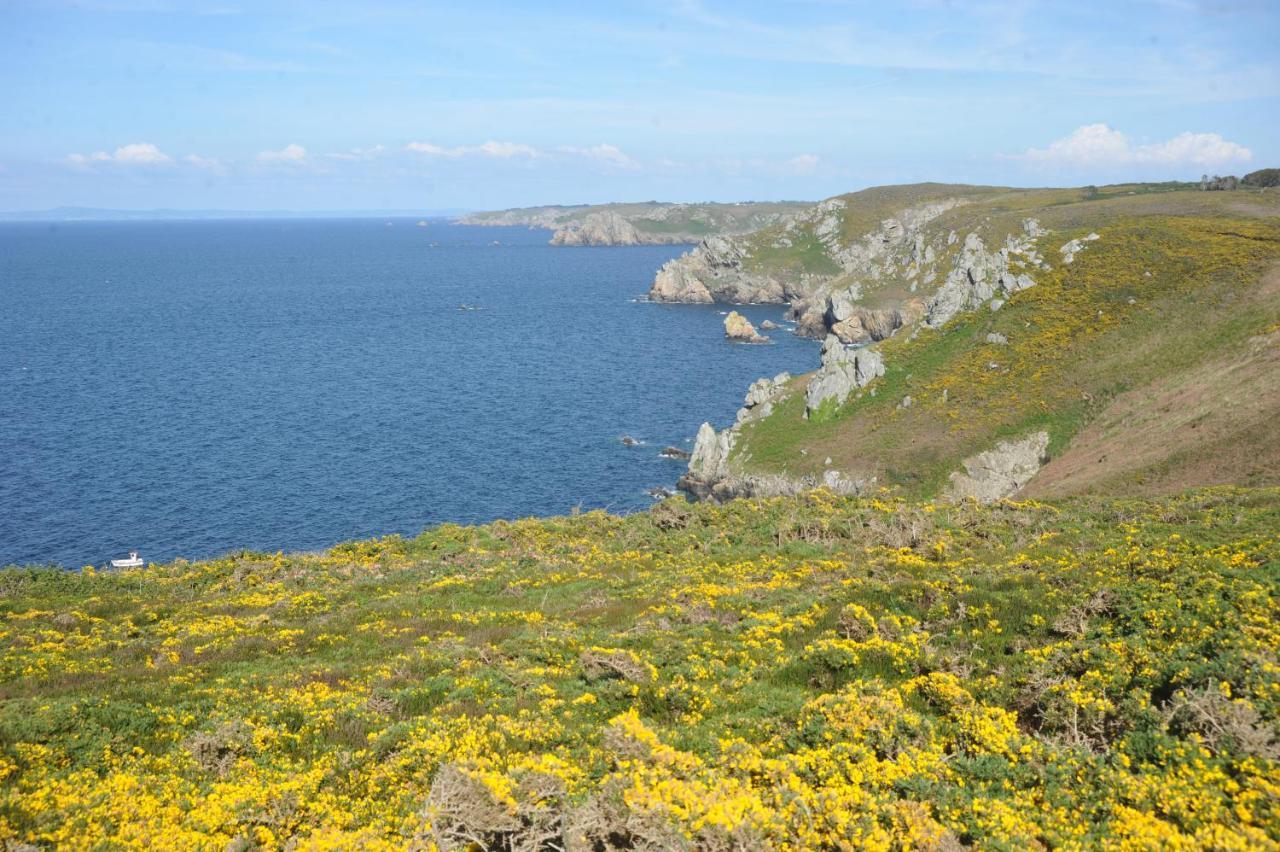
<box><xmin>1</xmin><ymin>0</ymin><xmax>1277</xmax><ymax>212</ymax></box>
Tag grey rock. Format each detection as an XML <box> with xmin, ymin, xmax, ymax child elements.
<box><xmin>805</xmin><ymin>336</ymin><xmax>884</xmax><ymax>416</ymax></box>
<box><xmin>687</xmin><ymin>422</ymin><xmax>734</xmax><ymax>482</ymax></box>
<box><xmin>924</xmin><ymin>222</ymin><xmax>1048</xmax><ymax>327</ymax></box>
<box><xmin>550</xmin><ymin>211</ymin><xmax>641</xmax><ymax>246</ymax></box>
<box><xmin>1059</xmin><ymin>232</ymin><xmax>1100</xmax><ymax>264</ymax></box>
<box><xmin>946</xmin><ymin>431</ymin><xmax>1050</xmax><ymax>503</ymax></box>
<box><xmin>986</xmin><ymin>332</ymin><xmax>1008</xmax><ymax>345</ymax></box>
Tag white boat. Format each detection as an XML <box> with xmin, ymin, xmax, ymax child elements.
<box><xmin>110</xmin><ymin>551</ymin><xmax>144</xmax><ymax>569</ymax></box>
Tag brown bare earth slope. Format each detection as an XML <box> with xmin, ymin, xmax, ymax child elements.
<box><xmin>1024</xmin><ymin>267</ymin><xmax>1280</xmax><ymax>498</ymax></box>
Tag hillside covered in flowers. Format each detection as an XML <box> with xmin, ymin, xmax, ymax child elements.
<box><xmin>2</xmin><ymin>488</ymin><xmax>1278</xmax><ymax>849</ymax></box>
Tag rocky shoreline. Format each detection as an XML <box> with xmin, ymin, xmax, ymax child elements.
<box><xmin>662</xmin><ymin>188</ymin><xmax>1085</xmax><ymax>504</ymax></box>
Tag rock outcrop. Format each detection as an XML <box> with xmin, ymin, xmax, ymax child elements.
<box><xmin>825</xmin><ymin>294</ymin><xmax>926</xmax><ymax>345</ymax></box>
<box><xmin>1059</xmin><ymin>232</ymin><xmax>1100</xmax><ymax>265</ymax></box>
<box><xmin>685</xmin><ymin>422</ymin><xmax>736</xmax><ymax>487</ymax></box>
<box><xmin>804</xmin><ymin>336</ymin><xmax>885</xmax><ymax>417</ymax></box>
<box><xmin>550</xmin><ymin>211</ymin><xmax>641</xmax><ymax>246</ymax></box>
<box><xmin>677</xmin><ymin>371</ymin><xmax>871</xmax><ymax>502</ymax></box>
<box><xmin>651</xmin><ymin>236</ymin><xmax>792</xmax><ymax>304</ymax></box>
<box><xmin>924</xmin><ymin>219</ymin><xmax>1048</xmax><ymax>328</ymax></box>
<box><xmin>650</xmin><ymin>197</ymin><xmax>966</xmax><ymax>311</ymax></box>
<box><xmin>724</xmin><ymin>311</ymin><xmax>769</xmax><ymax>343</ymax></box>
<box><xmin>945</xmin><ymin>432</ymin><xmax>1050</xmax><ymax>503</ymax></box>
<box><xmin>737</xmin><ymin>372</ymin><xmax>790</xmax><ymax>424</ymax></box>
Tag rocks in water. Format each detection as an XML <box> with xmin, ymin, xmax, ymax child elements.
<box><xmin>946</xmin><ymin>431</ymin><xmax>1050</xmax><ymax>503</ymax></box>
<box><xmin>986</xmin><ymin>332</ymin><xmax>1008</xmax><ymax>345</ymax></box>
<box><xmin>659</xmin><ymin>446</ymin><xmax>691</xmax><ymax>460</ymax></box>
<box><xmin>1059</xmin><ymin>232</ymin><xmax>1100</xmax><ymax>264</ymax></box>
<box><xmin>550</xmin><ymin>211</ymin><xmax>641</xmax><ymax>246</ymax></box>
<box><xmin>620</xmin><ymin>435</ymin><xmax>642</xmax><ymax>447</ymax></box>
<box><xmin>724</xmin><ymin>311</ymin><xmax>769</xmax><ymax>343</ymax></box>
<box><xmin>805</xmin><ymin>336</ymin><xmax>884</xmax><ymax>417</ymax></box>
<box><xmin>647</xmin><ymin>486</ymin><xmax>677</xmax><ymax>500</ymax></box>
<box><xmin>759</xmin><ymin>319</ymin><xmax>779</xmax><ymax>330</ymax></box>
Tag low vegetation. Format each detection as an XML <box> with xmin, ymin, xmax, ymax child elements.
<box><xmin>732</xmin><ymin>187</ymin><xmax>1280</xmax><ymax>498</ymax></box>
<box><xmin>3</xmin><ymin>489</ymin><xmax>1279</xmax><ymax>849</ymax></box>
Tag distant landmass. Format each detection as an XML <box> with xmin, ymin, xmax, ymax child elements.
<box><xmin>0</xmin><ymin>207</ymin><xmax>469</xmax><ymax>222</ymax></box>
<box><xmin>457</xmin><ymin>200</ymin><xmax>812</xmax><ymax>245</ymax></box>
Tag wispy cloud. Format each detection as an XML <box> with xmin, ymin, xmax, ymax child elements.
<box><xmin>782</xmin><ymin>153</ymin><xmax>820</xmax><ymax>175</ymax></box>
<box><xmin>256</xmin><ymin>143</ymin><xmax>309</xmax><ymax>165</ymax></box>
<box><xmin>67</xmin><ymin>142</ymin><xmax>173</xmax><ymax>167</ymax></box>
<box><xmin>559</xmin><ymin>143</ymin><xmax>640</xmax><ymax>170</ymax></box>
<box><xmin>406</xmin><ymin>140</ymin><xmax>540</xmax><ymax>159</ymax></box>
<box><xmin>326</xmin><ymin>145</ymin><xmax>386</xmax><ymax>162</ymax></box>
<box><xmin>1024</xmin><ymin>124</ymin><xmax>1253</xmax><ymax>168</ymax></box>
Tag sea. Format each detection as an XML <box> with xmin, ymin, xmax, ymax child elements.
<box><xmin>0</xmin><ymin>219</ymin><xmax>819</xmax><ymax>568</ymax></box>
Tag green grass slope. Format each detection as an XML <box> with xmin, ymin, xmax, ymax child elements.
<box><xmin>729</xmin><ymin>185</ymin><xmax>1280</xmax><ymax>498</ymax></box>
<box><xmin>2</xmin><ymin>489</ymin><xmax>1279</xmax><ymax>848</ymax></box>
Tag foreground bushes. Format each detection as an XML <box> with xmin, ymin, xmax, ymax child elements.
<box><xmin>1</xmin><ymin>489</ymin><xmax>1278</xmax><ymax>848</ymax></box>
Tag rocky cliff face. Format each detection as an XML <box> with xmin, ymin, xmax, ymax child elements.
<box><xmin>804</xmin><ymin>336</ymin><xmax>885</xmax><ymax>417</ymax></box>
<box><xmin>678</xmin><ymin>372</ymin><xmax>873</xmax><ymax>502</ymax></box>
<box><xmin>459</xmin><ymin>201</ymin><xmax>810</xmax><ymax>246</ymax></box>
<box><xmin>549</xmin><ymin>211</ymin><xmax>641</xmax><ymax>246</ymax></box>
<box><xmin>650</xmin><ymin>236</ymin><xmax>796</xmax><ymax>303</ymax></box>
<box><xmin>649</xmin><ymin>195</ymin><xmax>971</xmax><ymax>341</ymax></box>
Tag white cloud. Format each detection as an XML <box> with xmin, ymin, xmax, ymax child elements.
<box><xmin>1025</xmin><ymin>124</ymin><xmax>1252</xmax><ymax>168</ymax></box>
<box><xmin>67</xmin><ymin>143</ymin><xmax>172</xmax><ymax>167</ymax></box>
<box><xmin>560</xmin><ymin>143</ymin><xmax>640</xmax><ymax>170</ymax></box>
<box><xmin>782</xmin><ymin>153</ymin><xmax>820</xmax><ymax>175</ymax></box>
<box><xmin>405</xmin><ymin>140</ymin><xmax>540</xmax><ymax>159</ymax></box>
<box><xmin>113</xmin><ymin>142</ymin><xmax>172</xmax><ymax>165</ymax></box>
<box><xmin>256</xmin><ymin>143</ymin><xmax>308</xmax><ymax>164</ymax></box>
<box><xmin>327</xmin><ymin>144</ymin><xmax>386</xmax><ymax>162</ymax></box>
<box><xmin>405</xmin><ymin>141</ymin><xmax>459</xmax><ymax>157</ymax></box>
<box><xmin>476</xmin><ymin>140</ymin><xmax>539</xmax><ymax>159</ymax></box>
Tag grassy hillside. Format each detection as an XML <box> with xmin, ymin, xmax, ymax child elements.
<box><xmin>726</xmin><ymin>185</ymin><xmax>1280</xmax><ymax>498</ymax></box>
<box><xmin>3</xmin><ymin>489</ymin><xmax>1280</xmax><ymax>848</ymax></box>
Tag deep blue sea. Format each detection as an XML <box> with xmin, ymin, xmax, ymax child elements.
<box><xmin>0</xmin><ymin>219</ymin><xmax>818</xmax><ymax>567</ymax></box>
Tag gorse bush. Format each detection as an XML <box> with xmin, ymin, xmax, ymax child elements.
<box><xmin>1</xmin><ymin>488</ymin><xmax>1278</xmax><ymax>848</ymax></box>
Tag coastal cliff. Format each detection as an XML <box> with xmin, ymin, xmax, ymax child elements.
<box><xmin>458</xmin><ymin>200</ymin><xmax>810</xmax><ymax>246</ymax></box>
<box><xmin>674</xmin><ymin>181</ymin><xmax>1280</xmax><ymax>504</ymax></box>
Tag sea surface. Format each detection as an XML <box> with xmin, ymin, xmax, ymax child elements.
<box><xmin>0</xmin><ymin>219</ymin><xmax>818</xmax><ymax>567</ymax></box>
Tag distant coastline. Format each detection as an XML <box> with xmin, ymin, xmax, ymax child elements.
<box><xmin>0</xmin><ymin>207</ymin><xmax>469</xmax><ymax>222</ymax></box>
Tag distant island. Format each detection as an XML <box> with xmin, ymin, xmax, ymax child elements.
<box><xmin>456</xmin><ymin>200</ymin><xmax>812</xmax><ymax>245</ymax></box>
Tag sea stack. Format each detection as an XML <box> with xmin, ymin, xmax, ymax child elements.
<box><xmin>724</xmin><ymin>311</ymin><xmax>769</xmax><ymax>344</ymax></box>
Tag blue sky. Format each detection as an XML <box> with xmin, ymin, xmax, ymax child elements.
<box><xmin>1</xmin><ymin>0</ymin><xmax>1276</xmax><ymax>211</ymax></box>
